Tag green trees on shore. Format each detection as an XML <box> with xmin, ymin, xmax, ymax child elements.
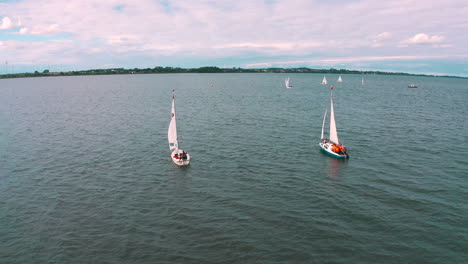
<box><xmin>0</xmin><ymin>66</ymin><xmax>454</xmax><ymax>79</ymax></box>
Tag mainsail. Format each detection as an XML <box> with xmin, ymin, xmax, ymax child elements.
<box><xmin>329</xmin><ymin>90</ymin><xmax>339</xmax><ymax>144</ymax></box>
<box><xmin>168</xmin><ymin>93</ymin><xmax>178</xmax><ymax>151</ymax></box>
<box><xmin>337</xmin><ymin>75</ymin><xmax>343</xmax><ymax>82</ymax></box>
<box><xmin>321</xmin><ymin>76</ymin><xmax>327</xmax><ymax>85</ymax></box>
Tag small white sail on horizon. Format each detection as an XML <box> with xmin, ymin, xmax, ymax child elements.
<box><xmin>321</xmin><ymin>76</ymin><xmax>327</xmax><ymax>85</ymax></box>
<box><xmin>361</xmin><ymin>77</ymin><xmax>364</xmax><ymax>85</ymax></box>
<box><xmin>337</xmin><ymin>75</ymin><xmax>343</xmax><ymax>83</ymax></box>
<box><xmin>285</xmin><ymin>77</ymin><xmax>292</xmax><ymax>88</ymax></box>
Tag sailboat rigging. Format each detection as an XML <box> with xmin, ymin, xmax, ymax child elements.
<box><xmin>168</xmin><ymin>89</ymin><xmax>190</xmax><ymax>166</ymax></box>
<box><xmin>319</xmin><ymin>86</ymin><xmax>349</xmax><ymax>159</ymax></box>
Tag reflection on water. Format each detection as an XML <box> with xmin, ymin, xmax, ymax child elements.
<box><xmin>324</xmin><ymin>157</ymin><xmax>348</xmax><ymax>194</ymax></box>
<box><xmin>326</xmin><ymin>157</ymin><xmax>348</xmax><ymax>179</ymax></box>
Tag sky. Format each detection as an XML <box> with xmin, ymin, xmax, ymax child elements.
<box><xmin>0</xmin><ymin>0</ymin><xmax>467</xmax><ymax>76</ymax></box>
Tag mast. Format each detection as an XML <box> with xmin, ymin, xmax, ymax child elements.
<box><xmin>168</xmin><ymin>89</ymin><xmax>178</xmax><ymax>151</ymax></box>
<box><xmin>321</xmin><ymin>110</ymin><xmax>327</xmax><ymax>140</ymax></box>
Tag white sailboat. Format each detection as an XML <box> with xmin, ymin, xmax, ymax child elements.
<box><xmin>337</xmin><ymin>75</ymin><xmax>343</xmax><ymax>83</ymax></box>
<box><xmin>168</xmin><ymin>89</ymin><xmax>190</xmax><ymax>166</ymax></box>
<box><xmin>321</xmin><ymin>76</ymin><xmax>327</xmax><ymax>85</ymax></box>
<box><xmin>285</xmin><ymin>77</ymin><xmax>292</xmax><ymax>88</ymax></box>
<box><xmin>319</xmin><ymin>85</ymin><xmax>349</xmax><ymax>159</ymax></box>
<box><xmin>361</xmin><ymin>77</ymin><xmax>364</xmax><ymax>85</ymax></box>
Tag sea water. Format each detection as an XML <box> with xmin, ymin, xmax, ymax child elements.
<box><xmin>0</xmin><ymin>73</ymin><xmax>467</xmax><ymax>263</ymax></box>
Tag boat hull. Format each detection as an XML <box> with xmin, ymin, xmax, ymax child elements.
<box><xmin>171</xmin><ymin>149</ymin><xmax>190</xmax><ymax>166</ymax></box>
<box><xmin>319</xmin><ymin>142</ymin><xmax>349</xmax><ymax>159</ymax></box>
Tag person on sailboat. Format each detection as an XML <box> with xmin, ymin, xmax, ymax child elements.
<box><xmin>174</xmin><ymin>153</ymin><xmax>179</xmax><ymax>159</ymax></box>
<box><xmin>333</xmin><ymin>145</ymin><xmax>340</xmax><ymax>153</ymax></box>
<box><xmin>181</xmin><ymin>151</ymin><xmax>187</xmax><ymax>160</ymax></box>
<box><xmin>339</xmin><ymin>145</ymin><xmax>348</xmax><ymax>153</ymax></box>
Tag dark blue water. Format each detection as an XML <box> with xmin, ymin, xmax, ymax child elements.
<box><xmin>1</xmin><ymin>74</ymin><xmax>467</xmax><ymax>263</ymax></box>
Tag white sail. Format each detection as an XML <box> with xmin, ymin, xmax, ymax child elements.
<box><xmin>321</xmin><ymin>110</ymin><xmax>327</xmax><ymax>140</ymax></box>
<box><xmin>361</xmin><ymin>77</ymin><xmax>364</xmax><ymax>85</ymax></box>
<box><xmin>329</xmin><ymin>91</ymin><xmax>339</xmax><ymax>144</ymax></box>
<box><xmin>285</xmin><ymin>77</ymin><xmax>290</xmax><ymax>88</ymax></box>
<box><xmin>337</xmin><ymin>75</ymin><xmax>342</xmax><ymax>82</ymax></box>
<box><xmin>321</xmin><ymin>76</ymin><xmax>327</xmax><ymax>85</ymax></box>
<box><xmin>168</xmin><ymin>94</ymin><xmax>178</xmax><ymax>151</ymax></box>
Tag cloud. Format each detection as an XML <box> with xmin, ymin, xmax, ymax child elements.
<box><xmin>371</xmin><ymin>32</ymin><xmax>393</xmax><ymax>47</ymax></box>
<box><xmin>0</xmin><ymin>17</ymin><xmax>13</xmax><ymax>29</ymax></box>
<box><xmin>0</xmin><ymin>0</ymin><xmax>467</xmax><ymax>75</ymax></box>
<box><xmin>376</xmin><ymin>32</ymin><xmax>392</xmax><ymax>40</ymax></box>
<box><xmin>214</xmin><ymin>41</ymin><xmax>324</xmax><ymax>52</ymax></box>
<box><xmin>19</xmin><ymin>27</ymin><xmax>29</xmax><ymax>35</ymax></box>
<box><xmin>19</xmin><ymin>24</ymin><xmax>61</xmax><ymax>36</ymax></box>
<box><xmin>403</xmin><ymin>33</ymin><xmax>445</xmax><ymax>45</ymax></box>
<box><xmin>244</xmin><ymin>54</ymin><xmax>468</xmax><ymax>68</ymax></box>
<box><xmin>0</xmin><ymin>39</ymin><xmax>82</xmax><ymax>64</ymax></box>
<box><xmin>0</xmin><ymin>16</ymin><xmax>21</xmax><ymax>29</ymax></box>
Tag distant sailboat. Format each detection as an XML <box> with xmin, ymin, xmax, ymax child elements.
<box><xmin>285</xmin><ymin>77</ymin><xmax>292</xmax><ymax>88</ymax></box>
<box><xmin>168</xmin><ymin>89</ymin><xmax>190</xmax><ymax>166</ymax></box>
<box><xmin>361</xmin><ymin>77</ymin><xmax>364</xmax><ymax>85</ymax></box>
<box><xmin>337</xmin><ymin>75</ymin><xmax>343</xmax><ymax>83</ymax></box>
<box><xmin>319</xmin><ymin>85</ymin><xmax>349</xmax><ymax>159</ymax></box>
<box><xmin>321</xmin><ymin>76</ymin><xmax>327</xmax><ymax>85</ymax></box>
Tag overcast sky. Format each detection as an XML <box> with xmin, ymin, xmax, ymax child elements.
<box><xmin>1</xmin><ymin>0</ymin><xmax>467</xmax><ymax>76</ymax></box>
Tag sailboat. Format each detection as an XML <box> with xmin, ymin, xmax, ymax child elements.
<box><xmin>168</xmin><ymin>89</ymin><xmax>190</xmax><ymax>166</ymax></box>
<box><xmin>321</xmin><ymin>76</ymin><xmax>327</xmax><ymax>85</ymax></box>
<box><xmin>361</xmin><ymin>77</ymin><xmax>364</xmax><ymax>85</ymax></box>
<box><xmin>319</xmin><ymin>85</ymin><xmax>349</xmax><ymax>159</ymax></box>
<box><xmin>285</xmin><ymin>77</ymin><xmax>292</xmax><ymax>88</ymax></box>
<box><xmin>337</xmin><ymin>75</ymin><xmax>343</xmax><ymax>83</ymax></box>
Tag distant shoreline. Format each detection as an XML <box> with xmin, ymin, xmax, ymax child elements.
<box><xmin>0</xmin><ymin>66</ymin><xmax>465</xmax><ymax>79</ymax></box>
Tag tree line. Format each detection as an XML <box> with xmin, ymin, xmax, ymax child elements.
<box><xmin>0</xmin><ymin>66</ymin><xmax>460</xmax><ymax>79</ymax></box>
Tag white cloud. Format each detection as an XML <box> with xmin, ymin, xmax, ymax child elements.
<box><xmin>376</xmin><ymin>32</ymin><xmax>393</xmax><ymax>40</ymax></box>
<box><xmin>0</xmin><ymin>16</ymin><xmax>22</xmax><ymax>29</ymax></box>
<box><xmin>22</xmin><ymin>24</ymin><xmax>61</xmax><ymax>35</ymax></box>
<box><xmin>0</xmin><ymin>17</ymin><xmax>13</xmax><ymax>29</ymax></box>
<box><xmin>371</xmin><ymin>32</ymin><xmax>393</xmax><ymax>47</ymax></box>
<box><xmin>404</xmin><ymin>33</ymin><xmax>445</xmax><ymax>44</ymax></box>
<box><xmin>19</xmin><ymin>27</ymin><xmax>29</xmax><ymax>35</ymax></box>
<box><xmin>214</xmin><ymin>41</ymin><xmax>323</xmax><ymax>51</ymax></box>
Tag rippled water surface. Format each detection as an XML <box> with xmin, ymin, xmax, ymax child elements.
<box><xmin>1</xmin><ymin>74</ymin><xmax>467</xmax><ymax>263</ymax></box>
